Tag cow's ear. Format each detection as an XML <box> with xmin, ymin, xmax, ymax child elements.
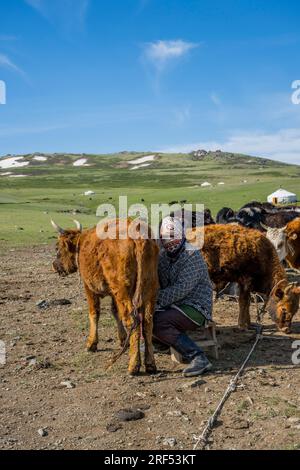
<box><xmin>290</xmin><ymin>233</ymin><xmax>298</xmax><ymax>240</ymax></box>
<box><xmin>274</xmin><ymin>287</ymin><xmax>284</xmax><ymax>300</ymax></box>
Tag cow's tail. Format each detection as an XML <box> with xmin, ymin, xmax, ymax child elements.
<box><xmin>132</xmin><ymin>238</ymin><xmax>146</xmax><ymax>311</ymax></box>
<box><xmin>105</xmin><ymin>238</ymin><xmax>146</xmax><ymax>372</ymax></box>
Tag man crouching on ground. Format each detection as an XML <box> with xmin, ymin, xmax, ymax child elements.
<box><xmin>153</xmin><ymin>216</ymin><xmax>213</xmax><ymax>377</ymax></box>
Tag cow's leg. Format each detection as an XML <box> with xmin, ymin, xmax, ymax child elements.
<box><xmin>238</xmin><ymin>285</ymin><xmax>251</xmax><ymax>329</ymax></box>
<box><xmin>115</xmin><ymin>299</ymin><xmax>141</xmax><ymax>375</ymax></box>
<box><xmin>143</xmin><ymin>303</ymin><xmax>157</xmax><ymax>374</ymax></box>
<box><xmin>84</xmin><ymin>284</ymin><xmax>100</xmax><ymax>352</ymax></box>
<box><xmin>111</xmin><ymin>298</ymin><xmax>127</xmax><ymax>347</ymax></box>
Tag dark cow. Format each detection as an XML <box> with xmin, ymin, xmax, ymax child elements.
<box><xmin>240</xmin><ymin>201</ymin><xmax>277</xmax><ymax>213</ymax></box>
<box><xmin>216</xmin><ymin>207</ymin><xmax>236</xmax><ymax>224</ymax></box>
<box><xmin>170</xmin><ymin>208</ymin><xmax>215</xmax><ymax>228</ymax></box>
<box><xmin>262</xmin><ymin>211</ymin><xmax>300</xmax><ymax>229</ymax></box>
<box><xmin>233</xmin><ymin>207</ymin><xmax>265</xmax><ymax>230</ymax></box>
<box><xmin>204</xmin><ymin>209</ymin><xmax>216</xmax><ymax>226</ymax></box>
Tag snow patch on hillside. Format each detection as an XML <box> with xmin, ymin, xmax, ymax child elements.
<box><xmin>33</xmin><ymin>156</ymin><xmax>47</xmax><ymax>162</ymax></box>
<box><xmin>128</xmin><ymin>155</ymin><xmax>156</xmax><ymax>165</ymax></box>
<box><xmin>9</xmin><ymin>174</ymin><xmax>28</xmax><ymax>178</ymax></box>
<box><xmin>130</xmin><ymin>163</ymin><xmax>152</xmax><ymax>170</ymax></box>
<box><xmin>73</xmin><ymin>159</ymin><xmax>88</xmax><ymax>167</ymax></box>
<box><xmin>0</xmin><ymin>157</ymin><xmax>30</xmax><ymax>169</ymax></box>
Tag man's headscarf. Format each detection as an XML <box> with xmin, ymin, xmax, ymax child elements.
<box><xmin>160</xmin><ymin>216</ymin><xmax>186</xmax><ymax>256</ymax></box>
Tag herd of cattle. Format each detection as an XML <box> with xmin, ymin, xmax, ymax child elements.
<box><xmin>51</xmin><ymin>200</ymin><xmax>300</xmax><ymax>375</ymax></box>
<box><xmin>208</xmin><ymin>201</ymin><xmax>300</xmax><ymax>267</ymax></box>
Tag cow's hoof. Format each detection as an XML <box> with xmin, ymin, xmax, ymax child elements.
<box><xmin>145</xmin><ymin>365</ymin><xmax>157</xmax><ymax>375</ymax></box>
<box><xmin>128</xmin><ymin>366</ymin><xmax>140</xmax><ymax>376</ymax></box>
<box><xmin>86</xmin><ymin>342</ymin><xmax>98</xmax><ymax>352</ymax></box>
<box><xmin>279</xmin><ymin>328</ymin><xmax>291</xmax><ymax>335</ymax></box>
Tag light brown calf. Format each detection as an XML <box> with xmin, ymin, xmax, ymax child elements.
<box><xmin>51</xmin><ymin>219</ymin><xmax>159</xmax><ymax>375</ymax></box>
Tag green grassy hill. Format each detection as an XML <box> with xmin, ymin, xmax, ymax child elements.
<box><xmin>0</xmin><ymin>150</ymin><xmax>299</xmax><ymax>247</ymax></box>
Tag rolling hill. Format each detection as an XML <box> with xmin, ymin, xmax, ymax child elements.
<box><xmin>0</xmin><ymin>150</ymin><xmax>299</xmax><ymax>247</ymax></box>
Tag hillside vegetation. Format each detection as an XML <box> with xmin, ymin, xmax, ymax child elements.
<box><xmin>0</xmin><ymin>150</ymin><xmax>299</xmax><ymax>247</ymax></box>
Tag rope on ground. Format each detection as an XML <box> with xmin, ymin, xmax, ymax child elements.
<box><xmin>193</xmin><ymin>323</ymin><xmax>264</xmax><ymax>450</ymax></box>
<box><xmin>194</xmin><ymin>292</ymin><xmax>267</xmax><ymax>451</ymax></box>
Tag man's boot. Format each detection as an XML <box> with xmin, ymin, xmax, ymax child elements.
<box><xmin>173</xmin><ymin>333</ymin><xmax>212</xmax><ymax>377</ymax></box>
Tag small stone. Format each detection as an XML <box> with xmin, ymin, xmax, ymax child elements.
<box><xmin>38</xmin><ymin>428</ymin><xmax>48</xmax><ymax>437</ymax></box>
<box><xmin>246</xmin><ymin>396</ymin><xmax>254</xmax><ymax>406</ymax></box>
<box><xmin>167</xmin><ymin>410</ymin><xmax>183</xmax><ymax>417</ymax></box>
<box><xmin>26</xmin><ymin>355</ymin><xmax>36</xmax><ymax>361</ymax></box>
<box><xmin>60</xmin><ymin>381</ymin><xmax>75</xmax><ymax>389</ymax></box>
<box><xmin>114</xmin><ymin>408</ymin><xmax>145</xmax><ymax>422</ymax></box>
<box><xmin>36</xmin><ymin>300</ymin><xmax>50</xmax><ymax>310</ymax></box>
<box><xmin>162</xmin><ymin>437</ymin><xmax>177</xmax><ymax>448</ymax></box>
<box><xmin>106</xmin><ymin>423</ymin><xmax>122</xmax><ymax>433</ymax></box>
<box><xmin>190</xmin><ymin>379</ymin><xmax>206</xmax><ymax>389</ymax></box>
<box><xmin>52</xmin><ymin>299</ymin><xmax>72</xmax><ymax>307</ymax></box>
<box><xmin>28</xmin><ymin>358</ymin><xmax>37</xmax><ymax>367</ymax></box>
<box><xmin>288</xmin><ymin>417</ymin><xmax>300</xmax><ymax>425</ymax></box>
<box><xmin>7</xmin><ymin>438</ymin><xmax>18</xmax><ymax>443</ymax></box>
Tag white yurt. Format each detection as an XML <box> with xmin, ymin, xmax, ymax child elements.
<box><xmin>267</xmin><ymin>188</ymin><xmax>297</xmax><ymax>205</ymax></box>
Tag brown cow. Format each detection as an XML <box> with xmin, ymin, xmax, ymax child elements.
<box><xmin>262</xmin><ymin>217</ymin><xmax>300</xmax><ymax>268</ymax></box>
<box><xmin>187</xmin><ymin>224</ymin><xmax>300</xmax><ymax>333</ymax></box>
<box><xmin>285</xmin><ymin>218</ymin><xmax>300</xmax><ymax>270</ymax></box>
<box><xmin>51</xmin><ymin>219</ymin><xmax>159</xmax><ymax>375</ymax></box>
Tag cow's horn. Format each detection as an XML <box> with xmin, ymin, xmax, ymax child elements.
<box><xmin>260</xmin><ymin>222</ymin><xmax>270</xmax><ymax>231</ymax></box>
<box><xmin>74</xmin><ymin>220</ymin><xmax>82</xmax><ymax>232</ymax></box>
<box><xmin>51</xmin><ymin>220</ymin><xmax>65</xmax><ymax>235</ymax></box>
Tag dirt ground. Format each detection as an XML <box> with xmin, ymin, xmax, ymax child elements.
<box><xmin>1</xmin><ymin>245</ymin><xmax>300</xmax><ymax>451</ymax></box>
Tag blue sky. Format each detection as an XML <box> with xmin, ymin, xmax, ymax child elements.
<box><xmin>1</xmin><ymin>0</ymin><xmax>300</xmax><ymax>163</ymax></box>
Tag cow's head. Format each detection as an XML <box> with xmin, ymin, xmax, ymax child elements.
<box><xmin>204</xmin><ymin>209</ymin><xmax>216</xmax><ymax>225</ymax></box>
<box><xmin>268</xmin><ymin>281</ymin><xmax>300</xmax><ymax>333</ymax></box>
<box><xmin>285</xmin><ymin>219</ymin><xmax>300</xmax><ymax>268</ymax></box>
<box><xmin>261</xmin><ymin>223</ymin><xmax>288</xmax><ymax>262</ymax></box>
<box><xmin>51</xmin><ymin>220</ymin><xmax>82</xmax><ymax>277</ymax></box>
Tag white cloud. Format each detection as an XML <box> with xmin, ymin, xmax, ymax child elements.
<box><xmin>25</xmin><ymin>0</ymin><xmax>42</xmax><ymax>9</ymax></box>
<box><xmin>24</xmin><ymin>0</ymin><xmax>90</xmax><ymax>31</ymax></box>
<box><xmin>138</xmin><ymin>0</ymin><xmax>151</xmax><ymax>9</ymax></box>
<box><xmin>211</xmin><ymin>92</ymin><xmax>222</xmax><ymax>106</ymax></box>
<box><xmin>0</xmin><ymin>53</ymin><xmax>24</xmax><ymax>75</ymax></box>
<box><xmin>159</xmin><ymin>128</ymin><xmax>300</xmax><ymax>164</ymax></box>
<box><xmin>173</xmin><ymin>106</ymin><xmax>191</xmax><ymax>125</ymax></box>
<box><xmin>143</xmin><ymin>40</ymin><xmax>199</xmax><ymax>70</ymax></box>
<box><xmin>0</xmin><ymin>35</ymin><xmax>17</xmax><ymax>41</ymax></box>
